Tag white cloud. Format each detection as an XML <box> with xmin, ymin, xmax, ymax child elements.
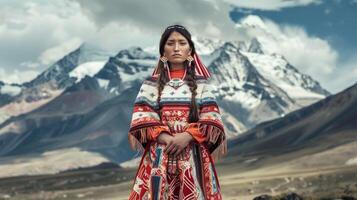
<box><xmin>328</xmin><ymin>55</ymin><xmax>357</xmax><ymax>92</ymax></box>
<box><xmin>87</xmin><ymin>21</ymin><xmax>158</xmax><ymax>52</ymax></box>
<box><xmin>0</xmin><ymin>68</ymin><xmax>39</xmax><ymax>84</ymax></box>
<box><xmin>222</xmin><ymin>0</ymin><xmax>321</xmax><ymax>11</ymax></box>
<box><xmin>0</xmin><ymin>0</ymin><xmax>247</xmax><ymax>84</ymax></box>
<box><xmin>0</xmin><ymin>0</ymin><xmax>354</xmax><ymax>94</ymax></box>
<box><xmin>75</xmin><ymin>0</ymin><xmax>247</xmax><ymax>46</ymax></box>
<box><xmin>0</xmin><ymin>0</ymin><xmax>97</xmax><ymax>82</ymax></box>
<box><xmin>39</xmin><ymin>37</ymin><xmax>83</xmax><ymax>65</ymax></box>
<box><xmin>20</xmin><ymin>61</ymin><xmax>40</xmax><ymax>69</ymax></box>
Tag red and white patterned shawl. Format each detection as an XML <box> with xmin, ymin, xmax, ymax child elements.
<box><xmin>128</xmin><ymin>77</ymin><xmax>227</xmax><ymax>160</ymax></box>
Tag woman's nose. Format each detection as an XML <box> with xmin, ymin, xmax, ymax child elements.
<box><xmin>174</xmin><ymin>43</ymin><xmax>179</xmax><ymax>50</ymax></box>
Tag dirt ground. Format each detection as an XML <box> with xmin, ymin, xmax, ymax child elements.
<box><xmin>1</xmin><ymin>164</ymin><xmax>356</xmax><ymax>200</ymax></box>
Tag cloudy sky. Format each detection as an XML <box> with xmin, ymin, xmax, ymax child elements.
<box><xmin>0</xmin><ymin>0</ymin><xmax>356</xmax><ymax>94</ymax></box>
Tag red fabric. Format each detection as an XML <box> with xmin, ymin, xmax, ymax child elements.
<box><xmin>147</xmin><ymin>125</ymin><xmax>171</xmax><ymax>141</ymax></box>
<box><xmin>185</xmin><ymin>122</ymin><xmax>206</xmax><ymax>144</ymax></box>
<box><xmin>128</xmin><ymin>73</ymin><xmax>225</xmax><ymax>199</ymax></box>
<box><xmin>148</xmin><ymin>68</ymin><xmax>186</xmax><ymax>141</ymax></box>
<box><xmin>169</xmin><ymin>67</ymin><xmax>185</xmax><ymax>79</ymax></box>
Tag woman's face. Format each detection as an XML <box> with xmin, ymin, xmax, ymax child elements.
<box><xmin>163</xmin><ymin>31</ymin><xmax>192</xmax><ymax>65</ymax></box>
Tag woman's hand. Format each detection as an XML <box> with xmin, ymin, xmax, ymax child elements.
<box><xmin>164</xmin><ymin>132</ymin><xmax>193</xmax><ymax>157</ymax></box>
<box><xmin>157</xmin><ymin>132</ymin><xmax>173</xmax><ymax>145</ymax></box>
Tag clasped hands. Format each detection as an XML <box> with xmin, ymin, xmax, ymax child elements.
<box><xmin>157</xmin><ymin>125</ymin><xmax>193</xmax><ymax>157</ymax></box>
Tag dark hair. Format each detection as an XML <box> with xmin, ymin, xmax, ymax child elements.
<box><xmin>156</xmin><ymin>24</ymin><xmax>199</xmax><ymax>122</ymax></box>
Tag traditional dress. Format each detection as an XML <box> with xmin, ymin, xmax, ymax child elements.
<box><xmin>128</xmin><ymin>66</ymin><xmax>227</xmax><ymax>200</ymax></box>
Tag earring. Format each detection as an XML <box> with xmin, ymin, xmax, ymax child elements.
<box><xmin>160</xmin><ymin>56</ymin><xmax>168</xmax><ymax>71</ymax></box>
<box><xmin>187</xmin><ymin>55</ymin><xmax>194</xmax><ymax>68</ymax></box>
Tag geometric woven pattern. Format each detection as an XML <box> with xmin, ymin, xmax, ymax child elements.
<box><xmin>128</xmin><ymin>70</ymin><xmax>226</xmax><ymax>199</ymax></box>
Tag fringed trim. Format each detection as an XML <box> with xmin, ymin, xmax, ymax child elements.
<box><xmin>128</xmin><ymin>127</ymin><xmax>154</xmax><ymax>152</ymax></box>
<box><xmin>198</xmin><ymin>124</ymin><xmax>224</xmax><ymax>144</ymax></box>
<box><xmin>198</xmin><ymin>123</ymin><xmax>227</xmax><ymax>162</ymax></box>
<box><xmin>128</xmin><ymin>126</ymin><xmax>170</xmax><ymax>152</ymax></box>
<box><xmin>211</xmin><ymin>138</ymin><xmax>227</xmax><ymax>162</ymax></box>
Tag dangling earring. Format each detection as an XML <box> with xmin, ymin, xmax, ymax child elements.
<box><xmin>187</xmin><ymin>55</ymin><xmax>194</xmax><ymax>68</ymax></box>
<box><xmin>160</xmin><ymin>56</ymin><xmax>168</xmax><ymax>71</ymax></box>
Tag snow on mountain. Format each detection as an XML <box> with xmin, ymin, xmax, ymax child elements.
<box><xmin>193</xmin><ymin>36</ymin><xmax>225</xmax><ymax>55</ymax></box>
<box><xmin>234</xmin><ymin>15</ymin><xmax>331</xmax><ymax>106</ymax></box>
<box><xmin>115</xmin><ymin>47</ymin><xmax>157</xmax><ymax>83</ymax></box>
<box><xmin>69</xmin><ymin>61</ymin><xmax>107</xmax><ymax>83</ymax></box>
<box><xmin>92</xmin><ymin>46</ymin><xmax>157</xmax><ymax>96</ymax></box>
<box><xmin>191</xmin><ymin>36</ymin><xmax>332</xmax><ymax>131</ymax></box>
<box><xmin>91</xmin><ymin>37</ymin><xmax>330</xmax><ymax>136</ymax></box>
<box><xmin>0</xmin><ymin>43</ymin><xmax>112</xmax><ymax>125</ymax></box>
<box><xmin>0</xmin><ymin>34</ymin><xmax>334</xmax><ymax>173</ymax></box>
<box><xmin>248</xmin><ymin>38</ymin><xmax>264</xmax><ymax>54</ymax></box>
<box><xmin>242</xmin><ymin>51</ymin><xmax>329</xmax><ymax>101</ymax></box>
<box><xmin>24</xmin><ymin>43</ymin><xmax>111</xmax><ymax>89</ymax></box>
<box><xmin>97</xmin><ymin>78</ymin><xmax>110</xmax><ymax>89</ymax></box>
<box><xmin>191</xmin><ymin>27</ymin><xmax>330</xmax><ymax>130</ymax></box>
<box><xmin>225</xmin><ymin>82</ymin><xmax>357</xmax><ymax>173</ymax></box>
<box><xmin>116</xmin><ymin>46</ymin><xmax>156</xmax><ymax>60</ymax></box>
<box><xmin>118</xmin><ymin>67</ymin><xmax>150</xmax><ymax>83</ymax></box>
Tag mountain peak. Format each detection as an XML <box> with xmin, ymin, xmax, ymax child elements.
<box><xmin>221</xmin><ymin>41</ymin><xmax>240</xmax><ymax>53</ymax></box>
<box><xmin>193</xmin><ymin>36</ymin><xmax>225</xmax><ymax>55</ymax></box>
<box><xmin>248</xmin><ymin>38</ymin><xmax>264</xmax><ymax>54</ymax></box>
<box><xmin>115</xmin><ymin>46</ymin><xmax>155</xmax><ymax>60</ymax></box>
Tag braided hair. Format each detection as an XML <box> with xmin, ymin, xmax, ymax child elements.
<box><xmin>156</xmin><ymin>24</ymin><xmax>199</xmax><ymax>122</ymax></box>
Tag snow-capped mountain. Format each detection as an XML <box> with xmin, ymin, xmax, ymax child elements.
<box><xmin>248</xmin><ymin>38</ymin><xmax>264</xmax><ymax>54</ymax></box>
<box><xmin>0</xmin><ymin>47</ymin><xmax>160</xmax><ymax>177</ymax></box>
<box><xmin>242</xmin><ymin>51</ymin><xmax>329</xmax><ymax>102</ymax></box>
<box><xmin>0</xmin><ymin>36</ymin><xmax>332</xmax><ymax>177</ymax></box>
<box><xmin>193</xmin><ymin>36</ymin><xmax>226</xmax><ymax>55</ymax></box>
<box><xmin>24</xmin><ymin>43</ymin><xmax>111</xmax><ymax>89</ymax></box>
<box><xmin>92</xmin><ymin>46</ymin><xmax>157</xmax><ymax>96</ymax></box>
<box><xmin>225</xmin><ymin>82</ymin><xmax>357</xmax><ymax>171</ymax></box>
<box><xmin>206</xmin><ymin>41</ymin><xmax>298</xmax><ymax>128</ymax></box>
<box><xmin>0</xmin><ymin>43</ymin><xmax>112</xmax><ymax>124</ymax></box>
<box><xmin>194</xmin><ymin>37</ymin><xmax>329</xmax><ymax>131</ymax></box>
<box><xmin>0</xmin><ymin>82</ymin><xmax>141</xmax><ymax>175</ymax></box>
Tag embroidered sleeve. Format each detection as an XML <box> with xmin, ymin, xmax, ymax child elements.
<box><xmin>128</xmin><ymin>80</ymin><xmax>171</xmax><ymax>151</ymax></box>
<box><xmin>148</xmin><ymin>125</ymin><xmax>171</xmax><ymax>141</ymax></box>
<box><xmin>196</xmin><ymin>83</ymin><xmax>227</xmax><ymax>161</ymax></box>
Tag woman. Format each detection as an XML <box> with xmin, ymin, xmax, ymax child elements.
<box><xmin>128</xmin><ymin>24</ymin><xmax>227</xmax><ymax>200</ymax></box>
